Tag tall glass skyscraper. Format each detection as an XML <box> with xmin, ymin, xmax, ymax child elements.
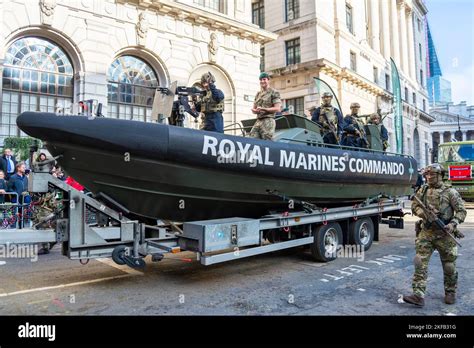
<box><xmin>426</xmin><ymin>21</ymin><xmax>452</xmax><ymax>106</ymax></box>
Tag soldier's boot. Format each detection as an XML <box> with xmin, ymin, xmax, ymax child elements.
<box><xmin>444</xmin><ymin>292</ymin><xmax>456</xmax><ymax>305</ymax></box>
<box><xmin>403</xmin><ymin>294</ymin><xmax>425</xmax><ymax>307</ymax></box>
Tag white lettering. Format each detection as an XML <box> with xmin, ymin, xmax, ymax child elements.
<box><xmin>202</xmin><ymin>135</ymin><xmax>218</xmax><ymax>156</ymax></box>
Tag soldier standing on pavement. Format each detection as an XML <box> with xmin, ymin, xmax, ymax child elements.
<box><xmin>311</xmin><ymin>92</ymin><xmax>343</xmax><ymax>145</ymax></box>
<box><xmin>195</xmin><ymin>72</ymin><xmax>225</xmax><ymax>133</ymax></box>
<box><xmin>340</xmin><ymin>102</ymin><xmax>368</xmax><ymax>148</ymax></box>
<box><xmin>250</xmin><ymin>72</ymin><xmax>282</xmax><ymax>140</ymax></box>
<box><xmin>403</xmin><ymin>163</ymin><xmax>466</xmax><ymax>307</ymax></box>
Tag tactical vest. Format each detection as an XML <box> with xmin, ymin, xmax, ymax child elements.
<box><xmin>201</xmin><ymin>90</ymin><xmax>224</xmax><ymax>113</ymax></box>
<box><xmin>319</xmin><ymin>106</ymin><xmax>337</xmax><ymax>127</ymax></box>
<box><xmin>420</xmin><ymin>184</ymin><xmax>456</xmax><ymax>228</ymax></box>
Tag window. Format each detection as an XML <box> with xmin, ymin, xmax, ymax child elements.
<box><xmin>404</xmin><ymin>87</ymin><xmax>409</xmax><ymax>101</ymax></box>
<box><xmin>260</xmin><ymin>46</ymin><xmax>265</xmax><ymax>72</ymax></box>
<box><xmin>286</xmin><ymin>38</ymin><xmax>301</xmax><ymax>65</ymax></box>
<box><xmin>418</xmin><ymin>43</ymin><xmax>422</xmax><ymax>61</ymax></box>
<box><xmin>1</xmin><ymin>37</ymin><xmax>74</xmax><ymax>144</ymax></box>
<box><xmin>285</xmin><ymin>0</ymin><xmax>300</xmax><ymax>21</ymax></box>
<box><xmin>350</xmin><ymin>51</ymin><xmax>357</xmax><ymax>71</ymax></box>
<box><xmin>252</xmin><ymin>0</ymin><xmax>265</xmax><ymax>28</ymax></box>
<box><xmin>385</xmin><ymin>73</ymin><xmax>390</xmax><ymax>91</ymax></box>
<box><xmin>193</xmin><ymin>0</ymin><xmax>226</xmax><ymax>13</ymax></box>
<box><xmin>346</xmin><ymin>3</ymin><xmax>353</xmax><ymax>34</ymax></box>
<box><xmin>373</xmin><ymin>66</ymin><xmax>379</xmax><ymax>84</ymax></box>
<box><xmin>412</xmin><ymin>92</ymin><xmax>416</xmax><ymax>104</ymax></box>
<box><xmin>423</xmin><ymin>99</ymin><xmax>426</xmax><ymax>111</ymax></box>
<box><xmin>417</xmin><ymin>18</ymin><xmax>422</xmax><ymax>32</ymax></box>
<box><xmin>420</xmin><ymin>69</ymin><xmax>424</xmax><ymax>86</ymax></box>
<box><xmin>286</xmin><ymin>97</ymin><xmax>304</xmax><ymax>116</ymax></box>
<box><xmin>107</xmin><ymin>56</ymin><xmax>158</xmax><ymax>122</ymax></box>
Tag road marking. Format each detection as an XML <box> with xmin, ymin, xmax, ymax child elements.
<box><xmin>0</xmin><ymin>274</ymin><xmax>137</xmax><ymax>298</ymax></box>
<box><xmin>0</xmin><ymin>261</ymin><xmax>6</xmax><ymax>266</ymax></box>
<box><xmin>357</xmin><ymin>288</ymin><xmax>366</xmax><ymax>292</ymax></box>
<box><xmin>96</xmin><ymin>257</ymin><xmax>143</xmax><ymax>275</ymax></box>
<box><xmin>297</xmin><ymin>261</ymin><xmax>326</xmax><ymax>268</ymax></box>
<box><xmin>445</xmin><ymin>312</ymin><xmax>457</xmax><ymax>316</ymax></box>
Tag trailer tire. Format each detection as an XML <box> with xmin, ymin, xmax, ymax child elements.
<box><xmin>348</xmin><ymin>217</ymin><xmax>374</xmax><ymax>251</ymax></box>
<box><xmin>310</xmin><ymin>223</ymin><xmax>343</xmax><ymax>262</ymax></box>
<box><xmin>112</xmin><ymin>245</ymin><xmax>128</xmax><ymax>265</ymax></box>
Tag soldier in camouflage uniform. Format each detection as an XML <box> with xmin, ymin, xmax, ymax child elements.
<box><xmin>403</xmin><ymin>163</ymin><xmax>466</xmax><ymax>307</ymax></box>
<box><xmin>311</xmin><ymin>92</ymin><xmax>343</xmax><ymax>145</ymax></box>
<box><xmin>249</xmin><ymin>72</ymin><xmax>282</xmax><ymax>140</ymax></box>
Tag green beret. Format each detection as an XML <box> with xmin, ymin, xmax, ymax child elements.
<box><xmin>259</xmin><ymin>72</ymin><xmax>270</xmax><ymax>80</ymax></box>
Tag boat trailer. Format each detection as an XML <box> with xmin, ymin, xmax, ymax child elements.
<box><xmin>0</xmin><ymin>171</ymin><xmax>407</xmax><ymax>268</ymax></box>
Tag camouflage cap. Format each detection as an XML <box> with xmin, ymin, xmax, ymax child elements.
<box><xmin>259</xmin><ymin>72</ymin><xmax>270</xmax><ymax>80</ymax></box>
<box><xmin>322</xmin><ymin>92</ymin><xmax>333</xmax><ymax>98</ymax></box>
<box><xmin>350</xmin><ymin>102</ymin><xmax>361</xmax><ymax>108</ymax></box>
<box><xmin>424</xmin><ymin>163</ymin><xmax>446</xmax><ymax>175</ymax></box>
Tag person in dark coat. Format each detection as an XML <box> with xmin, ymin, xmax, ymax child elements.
<box><xmin>8</xmin><ymin>162</ymin><xmax>29</xmax><ymax>204</ymax></box>
<box><xmin>0</xmin><ymin>170</ymin><xmax>8</xmax><ymax>204</ymax></box>
<box><xmin>0</xmin><ymin>148</ymin><xmax>17</xmax><ymax>180</ymax></box>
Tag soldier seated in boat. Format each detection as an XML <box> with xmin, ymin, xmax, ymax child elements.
<box><xmin>368</xmin><ymin>113</ymin><xmax>389</xmax><ymax>152</ymax></box>
<box><xmin>311</xmin><ymin>92</ymin><xmax>343</xmax><ymax>145</ymax></box>
<box><xmin>340</xmin><ymin>102</ymin><xmax>369</xmax><ymax>149</ymax></box>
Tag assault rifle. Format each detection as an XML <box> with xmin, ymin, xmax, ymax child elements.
<box><xmin>411</xmin><ymin>195</ymin><xmax>462</xmax><ymax>247</ymax></box>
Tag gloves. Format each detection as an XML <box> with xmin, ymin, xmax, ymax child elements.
<box><xmin>413</xmin><ymin>208</ymin><xmax>426</xmax><ymax>220</ymax></box>
<box><xmin>453</xmin><ymin>230</ymin><xmax>465</xmax><ymax>239</ymax></box>
<box><xmin>443</xmin><ymin>223</ymin><xmax>455</xmax><ymax>234</ymax></box>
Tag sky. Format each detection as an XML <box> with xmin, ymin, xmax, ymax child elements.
<box><xmin>426</xmin><ymin>0</ymin><xmax>474</xmax><ymax>105</ymax></box>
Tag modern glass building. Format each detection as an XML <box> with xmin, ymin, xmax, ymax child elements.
<box><xmin>426</xmin><ymin>22</ymin><xmax>452</xmax><ymax>106</ymax></box>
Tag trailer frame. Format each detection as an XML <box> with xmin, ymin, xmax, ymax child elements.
<box><xmin>0</xmin><ymin>171</ymin><xmax>407</xmax><ymax>268</ymax></box>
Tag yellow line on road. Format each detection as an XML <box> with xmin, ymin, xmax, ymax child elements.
<box><xmin>0</xmin><ymin>274</ymin><xmax>138</xmax><ymax>298</ymax></box>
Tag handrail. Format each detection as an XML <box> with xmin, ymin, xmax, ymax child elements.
<box><xmin>276</xmin><ymin>137</ymin><xmax>414</xmax><ymax>158</ymax></box>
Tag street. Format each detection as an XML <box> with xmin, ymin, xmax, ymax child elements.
<box><xmin>0</xmin><ymin>205</ymin><xmax>473</xmax><ymax>316</ymax></box>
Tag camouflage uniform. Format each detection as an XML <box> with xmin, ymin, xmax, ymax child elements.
<box><xmin>410</xmin><ymin>167</ymin><xmax>466</xmax><ymax>300</ymax></box>
<box><xmin>310</xmin><ymin>93</ymin><xmax>343</xmax><ymax>145</ymax></box>
<box><xmin>250</xmin><ymin>88</ymin><xmax>281</xmax><ymax>140</ymax></box>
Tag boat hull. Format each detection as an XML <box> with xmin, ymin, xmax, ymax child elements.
<box><xmin>17</xmin><ymin>112</ymin><xmax>417</xmax><ymax>221</ymax></box>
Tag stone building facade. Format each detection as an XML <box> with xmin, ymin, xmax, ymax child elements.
<box><xmin>256</xmin><ymin>0</ymin><xmax>434</xmax><ymax>166</ymax></box>
<box><xmin>0</xmin><ymin>0</ymin><xmax>275</xmax><ymax>145</ymax></box>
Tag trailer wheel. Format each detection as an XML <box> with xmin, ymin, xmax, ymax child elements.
<box><xmin>349</xmin><ymin>218</ymin><xmax>374</xmax><ymax>251</ymax></box>
<box><xmin>112</xmin><ymin>245</ymin><xmax>128</xmax><ymax>265</ymax></box>
<box><xmin>310</xmin><ymin>223</ymin><xmax>343</xmax><ymax>262</ymax></box>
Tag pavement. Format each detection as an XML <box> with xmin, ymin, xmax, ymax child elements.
<box><xmin>0</xmin><ymin>205</ymin><xmax>473</xmax><ymax>316</ymax></box>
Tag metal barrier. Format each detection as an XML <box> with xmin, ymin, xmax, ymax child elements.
<box><xmin>0</xmin><ymin>192</ymin><xmax>35</xmax><ymax>229</ymax></box>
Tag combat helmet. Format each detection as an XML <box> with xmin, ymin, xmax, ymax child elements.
<box><xmin>424</xmin><ymin>163</ymin><xmax>446</xmax><ymax>176</ymax></box>
<box><xmin>201</xmin><ymin>72</ymin><xmax>216</xmax><ymax>84</ymax></box>
<box><xmin>350</xmin><ymin>102</ymin><xmax>360</xmax><ymax>108</ymax></box>
<box><xmin>322</xmin><ymin>92</ymin><xmax>333</xmax><ymax>98</ymax></box>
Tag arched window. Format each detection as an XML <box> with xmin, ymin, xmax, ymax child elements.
<box><xmin>107</xmin><ymin>56</ymin><xmax>158</xmax><ymax>122</ymax></box>
<box><xmin>1</xmin><ymin>37</ymin><xmax>74</xmax><ymax>143</ymax></box>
